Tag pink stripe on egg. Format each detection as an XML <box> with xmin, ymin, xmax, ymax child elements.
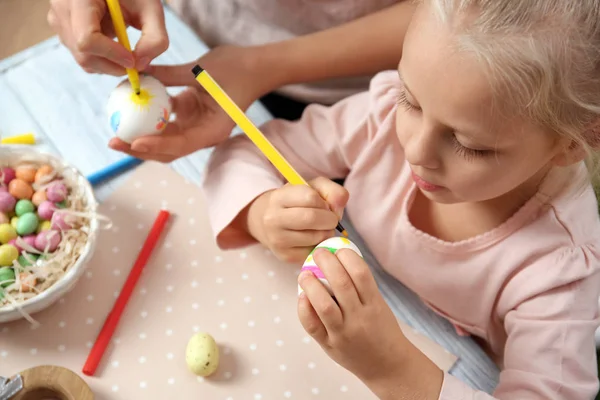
<box><xmin>301</xmin><ymin>265</ymin><xmax>325</xmax><ymax>279</ymax></box>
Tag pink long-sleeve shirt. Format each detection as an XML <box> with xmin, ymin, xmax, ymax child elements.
<box><xmin>201</xmin><ymin>71</ymin><xmax>600</xmax><ymax>399</ymax></box>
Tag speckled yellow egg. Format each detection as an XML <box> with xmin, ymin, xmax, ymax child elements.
<box><xmin>185</xmin><ymin>332</ymin><xmax>220</xmax><ymax>377</ymax></box>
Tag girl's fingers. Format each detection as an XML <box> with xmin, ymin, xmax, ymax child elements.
<box><xmin>276</xmin><ymin>207</ymin><xmax>339</xmax><ymax>231</ymax></box>
<box><xmin>313</xmin><ymin>248</ymin><xmax>361</xmax><ymax>312</ymax></box>
<box><xmin>336</xmin><ymin>248</ymin><xmax>378</xmax><ymax>304</ymax></box>
<box><xmin>297</xmin><ymin>292</ymin><xmax>328</xmax><ymax>343</ymax></box>
<box><xmin>298</xmin><ymin>270</ymin><xmax>343</xmax><ymax>332</ymax></box>
<box><xmin>269</xmin><ymin>228</ymin><xmax>334</xmax><ymax>249</ymax></box>
<box><xmin>270</xmin><ymin>185</ymin><xmax>330</xmax><ymax>210</ymax></box>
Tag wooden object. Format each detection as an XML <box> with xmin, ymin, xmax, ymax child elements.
<box><xmin>11</xmin><ymin>365</ymin><xmax>93</xmax><ymax>400</ymax></box>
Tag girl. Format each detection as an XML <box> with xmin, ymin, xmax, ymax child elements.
<box><xmin>202</xmin><ymin>0</ymin><xmax>600</xmax><ymax>398</ymax></box>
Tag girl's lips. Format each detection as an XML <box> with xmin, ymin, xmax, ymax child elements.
<box><xmin>411</xmin><ymin>171</ymin><xmax>443</xmax><ymax>192</ymax></box>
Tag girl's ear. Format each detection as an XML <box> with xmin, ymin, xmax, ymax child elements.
<box><xmin>552</xmin><ymin>120</ymin><xmax>600</xmax><ymax>167</ymax></box>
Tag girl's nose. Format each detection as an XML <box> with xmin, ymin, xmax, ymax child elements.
<box><xmin>404</xmin><ymin>125</ymin><xmax>441</xmax><ymax>170</ymax></box>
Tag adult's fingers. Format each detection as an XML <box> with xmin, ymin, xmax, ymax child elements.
<box><xmin>133</xmin><ymin>1</ymin><xmax>169</xmax><ymax>70</ymax></box>
<box><xmin>107</xmin><ymin>137</ymin><xmax>176</xmax><ymax>163</ymax></box>
<box><xmin>313</xmin><ymin>248</ymin><xmax>361</xmax><ymax>312</ymax></box>
<box><xmin>143</xmin><ymin>62</ymin><xmax>198</xmax><ymax>87</ymax></box>
<box><xmin>75</xmin><ymin>55</ymin><xmax>126</xmax><ymax>75</ymax></box>
<box><xmin>297</xmin><ymin>292</ymin><xmax>328</xmax><ymax>343</ymax></box>
<box><xmin>128</xmin><ymin>122</ymin><xmax>187</xmax><ymax>155</ymax></box>
<box><xmin>70</xmin><ymin>0</ymin><xmax>134</xmax><ymax>68</ymax></box>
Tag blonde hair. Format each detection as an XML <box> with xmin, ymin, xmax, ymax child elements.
<box><xmin>429</xmin><ymin>0</ymin><xmax>600</xmax><ymax>185</ymax></box>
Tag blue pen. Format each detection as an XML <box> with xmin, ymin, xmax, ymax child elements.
<box><xmin>86</xmin><ymin>156</ymin><xmax>144</xmax><ymax>187</ymax></box>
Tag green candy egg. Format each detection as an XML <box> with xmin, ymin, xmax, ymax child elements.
<box><xmin>0</xmin><ymin>223</ymin><xmax>17</xmax><ymax>244</ymax></box>
<box><xmin>18</xmin><ymin>253</ymin><xmax>39</xmax><ymax>267</ymax></box>
<box><xmin>0</xmin><ymin>266</ymin><xmax>15</xmax><ymax>287</ymax></box>
<box><xmin>0</xmin><ymin>245</ymin><xmax>18</xmax><ymax>268</ymax></box>
<box><xmin>55</xmin><ymin>200</ymin><xmax>67</xmax><ymax>209</ymax></box>
<box><xmin>16</xmin><ymin>212</ymin><xmax>39</xmax><ymax>236</ymax></box>
<box><xmin>15</xmin><ymin>199</ymin><xmax>35</xmax><ymax>217</ymax></box>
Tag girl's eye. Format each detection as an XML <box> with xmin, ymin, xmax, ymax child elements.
<box><xmin>451</xmin><ymin>135</ymin><xmax>491</xmax><ymax>161</ymax></box>
<box><xmin>396</xmin><ymin>89</ymin><xmax>421</xmax><ymax>112</ymax></box>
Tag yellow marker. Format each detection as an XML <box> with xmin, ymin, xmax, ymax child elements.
<box><xmin>106</xmin><ymin>0</ymin><xmax>140</xmax><ymax>95</ymax></box>
<box><xmin>192</xmin><ymin>65</ymin><xmax>348</xmax><ymax>237</ymax></box>
<box><xmin>1</xmin><ymin>133</ymin><xmax>35</xmax><ymax>145</ymax></box>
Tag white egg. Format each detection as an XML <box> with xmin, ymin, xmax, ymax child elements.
<box><xmin>298</xmin><ymin>236</ymin><xmax>363</xmax><ymax>296</ymax></box>
<box><xmin>106</xmin><ymin>75</ymin><xmax>171</xmax><ymax>143</ymax></box>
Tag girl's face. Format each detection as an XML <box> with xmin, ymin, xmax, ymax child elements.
<box><xmin>396</xmin><ymin>3</ymin><xmax>567</xmax><ymax>205</ymax></box>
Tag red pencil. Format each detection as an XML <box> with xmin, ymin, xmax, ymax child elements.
<box><xmin>82</xmin><ymin>209</ymin><xmax>171</xmax><ymax>376</ymax></box>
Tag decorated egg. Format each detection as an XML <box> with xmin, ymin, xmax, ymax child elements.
<box><xmin>298</xmin><ymin>236</ymin><xmax>363</xmax><ymax>296</ymax></box>
<box><xmin>106</xmin><ymin>75</ymin><xmax>172</xmax><ymax>144</ymax></box>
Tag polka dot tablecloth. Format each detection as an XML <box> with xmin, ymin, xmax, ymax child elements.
<box><xmin>0</xmin><ymin>162</ymin><xmax>455</xmax><ymax>399</ymax></box>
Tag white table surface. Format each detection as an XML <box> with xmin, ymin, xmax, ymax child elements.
<box><xmin>0</xmin><ymin>4</ymin><xmax>499</xmax><ymax>394</ymax></box>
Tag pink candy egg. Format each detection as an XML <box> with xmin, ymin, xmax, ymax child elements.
<box><xmin>8</xmin><ymin>236</ymin><xmax>35</xmax><ymax>253</ymax></box>
<box><xmin>0</xmin><ymin>191</ymin><xmax>16</xmax><ymax>213</ymax></box>
<box><xmin>51</xmin><ymin>211</ymin><xmax>74</xmax><ymax>230</ymax></box>
<box><xmin>37</xmin><ymin>201</ymin><xmax>57</xmax><ymax>220</ymax></box>
<box><xmin>35</xmin><ymin>230</ymin><xmax>61</xmax><ymax>252</ymax></box>
<box><xmin>1</xmin><ymin>168</ymin><xmax>15</xmax><ymax>185</ymax></box>
<box><xmin>0</xmin><ymin>187</ymin><xmax>6</xmax><ymax>193</ymax></box>
<box><xmin>46</xmin><ymin>182</ymin><xmax>67</xmax><ymax>203</ymax></box>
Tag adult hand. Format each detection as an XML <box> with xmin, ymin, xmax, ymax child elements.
<box><xmin>48</xmin><ymin>0</ymin><xmax>168</xmax><ymax>75</ymax></box>
<box><xmin>243</xmin><ymin>177</ymin><xmax>349</xmax><ymax>263</ymax></box>
<box><xmin>108</xmin><ymin>45</ymin><xmax>278</xmax><ymax>162</ymax></box>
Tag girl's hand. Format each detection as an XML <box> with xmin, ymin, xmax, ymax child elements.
<box><xmin>297</xmin><ymin>248</ymin><xmax>443</xmax><ymax>400</ymax></box>
<box><xmin>244</xmin><ymin>178</ymin><xmax>348</xmax><ymax>264</ymax></box>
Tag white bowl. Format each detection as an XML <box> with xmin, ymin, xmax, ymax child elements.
<box><xmin>0</xmin><ymin>147</ymin><xmax>99</xmax><ymax>323</ymax></box>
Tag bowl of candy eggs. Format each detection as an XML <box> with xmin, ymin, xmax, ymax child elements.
<box><xmin>0</xmin><ymin>148</ymin><xmax>99</xmax><ymax>323</ymax></box>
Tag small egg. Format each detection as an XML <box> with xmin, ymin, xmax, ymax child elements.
<box><xmin>31</xmin><ymin>190</ymin><xmax>47</xmax><ymax>207</ymax></box>
<box><xmin>0</xmin><ymin>244</ymin><xmax>19</xmax><ymax>267</ymax></box>
<box><xmin>19</xmin><ymin>272</ymin><xmax>36</xmax><ymax>292</ymax></box>
<box><xmin>34</xmin><ymin>165</ymin><xmax>54</xmax><ymax>183</ymax></box>
<box><xmin>15</xmin><ymin>199</ymin><xmax>35</xmax><ymax>217</ymax></box>
<box><xmin>0</xmin><ymin>168</ymin><xmax>16</xmax><ymax>185</ymax></box>
<box><xmin>10</xmin><ymin>235</ymin><xmax>36</xmax><ymax>253</ymax></box>
<box><xmin>10</xmin><ymin>217</ymin><xmax>18</xmax><ymax>230</ymax></box>
<box><xmin>36</xmin><ymin>220</ymin><xmax>52</xmax><ymax>234</ymax></box>
<box><xmin>0</xmin><ymin>212</ymin><xmax>8</xmax><ymax>225</ymax></box>
<box><xmin>51</xmin><ymin>212</ymin><xmax>74</xmax><ymax>230</ymax></box>
<box><xmin>37</xmin><ymin>201</ymin><xmax>56</xmax><ymax>220</ymax></box>
<box><xmin>0</xmin><ymin>224</ymin><xmax>17</xmax><ymax>245</ymax></box>
<box><xmin>46</xmin><ymin>182</ymin><xmax>67</xmax><ymax>203</ymax></box>
<box><xmin>17</xmin><ymin>212</ymin><xmax>39</xmax><ymax>236</ymax></box>
<box><xmin>18</xmin><ymin>253</ymin><xmax>39</xmax><ymax>267</ymax></box>
<box><xmin>0</xmin><ymin>191</ymin><xmax>16</xmax><ymax>213</ymax></box>
<box><xmin>15</xmin><ymin>165</ymin><xmax>37</xmax><ymax>184</ymax></box>
<box><xmin>185</xmin><ymin>332</ymin><xmax>220</xmax><ymax>377</ymax></box>
<box><xmin>34</xmin><ymin>230</ymin><xmax>61</xmax><ymax>252</ymax></box>
<box><xmin>0</xmin><ymin>186</ymin><xmax>6</xmax><ymax>192</ymax></box>
<box><xmin>8</xmin><ymin>179</ymin><xmax>34</xmax><ymax>200</ymax></box>
<box><xmin>0</xmin><ymin>266</ymin><xmax>15</xmax><ymax>287</ymax></box>
<box><xmin>55</xmin><ymin>200</ymin><xmax>67</xmax><ymax>209</ymax></box>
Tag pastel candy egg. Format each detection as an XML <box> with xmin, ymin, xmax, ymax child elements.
<box><xmin>31</xmin><ymin>190</ymin><xmax>47</xmax><ymax>206</ymax></box>
<box><xmin>0</xmin><ymin>212</ymin><xmax>8</xmax><ymax>225</ymax></box>
<box><xmin>37</xmin><ymin>220</ymin><xmax>52</xmax><ymax>234</ymax></box>
<box><xmin>0</xmin><ymin>186</ymin><xmax>6</xmax><ymax>193</ymax></box>
<box><xmin>51</xmin><ymin>212</ymin><xmax>75</xmax><ymax>230</ymax></box>
<box><xmin>106</xmin><ymin>75</ymin><xmax>172</xmax><ymax>144</ymax></box>
<box><xmin>9</xmin><ymin>235</ymin><xmax>36</xmax><ymax>253</ymax></box>
<box><xmin>0</xmin><ymin>224</ymin><xmax>17</xmax><ymax>244</ymax></box>
<box><xmin>15</xmin><ymin>199</ymin><xmax>35</xmax><ymax>217</ymax></box>
<box><xmin>19</xmin><ymin>272</ymin><xmax>37</xmax><ymax>292</ymax></box>
<box><xmin>298</xmin><ymin>236</ymin><xmax>363</xmax><ymax>296</ymax></box>
<box><xmin>17</xmin><ymin>212</ymin><xmax>39</xmax><ymax>236</ymax></box>
<box><xmin>55</xmin><ymin>200</ymin><xmax>67</xmax><ymax>209</ymax></box>
<box><xmin>15</xmin><ymin>165</ymin><xmax>37</xmax><ymax>183</ymax></box>
<box><xmin>0</xmin><ymin>167</ymin><xmax>15</xmax><ymax>185</ymax></box>
<box><xmin>0</xmin><ymin>267</ymin><xmax>15</xmax><ymax>287</ymax></box>
<box><xmin>35</xmin><ymin>230</ymin><xmax>61</xmax><ymax>252</ymax></box>
<box><xmin>18</xmin><ymin>253</ymin><xmax>39</xmax><ymax>267</ymax></box>
<box><xmin>37</xmin><ymin>201</ymin><xmax>56</xmax><ymax>220</ymax></box>
<box><xmin>10</xmin><ymin>217</ymin><xmax>18</xmax><ymax>229</ymax></box>
<box><xmin>8</xmin><ymin>179</ymin><xmax>33</xmax><ymax>200</ymax></box>
<box><xmin>0</xmin><ymin>191</ymin><xmax>16</xmax><ymax>212</ymax></box>
<box><xmin>0</xmin><ymin>244</ymin><xmax>19</xmax><ymax>267</ymax></box>
<box><xmin>185</xmin><ymin>332</ymin><xmax>220</xmax><ymax>377</ymax></box>
<box><xmin>34</xmin><ymin>165</ymin><xmax>54</xmax><ymax>183</ymax></box>
<box><xmin>46</xmin><ymin>182</ymin><xmax>67</xmax><ymax>202</ymax></box>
